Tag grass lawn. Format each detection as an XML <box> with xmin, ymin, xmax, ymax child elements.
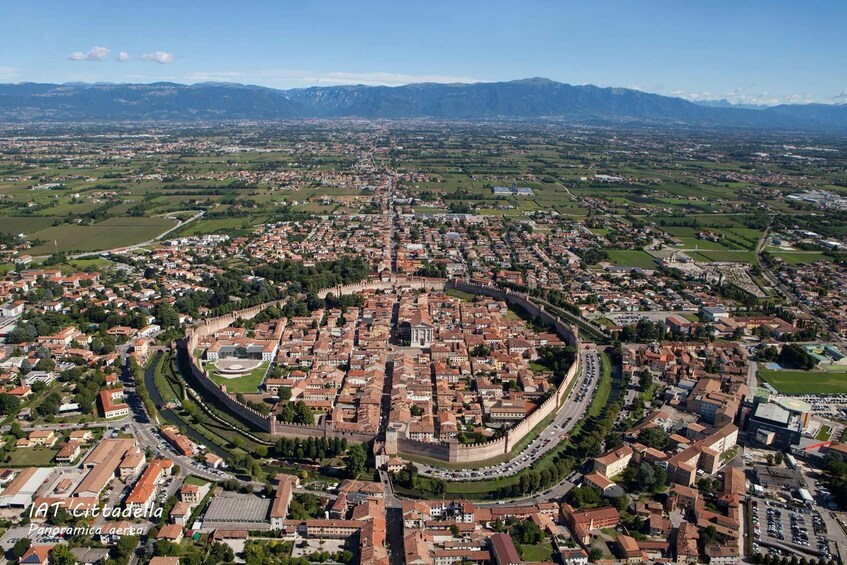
<box><xmin>446</xmin><ymin>289</ymin><xmax>475</xmax><ymax>301</ymax></box>
<box><xmin>66</xmin><ymin>257</ymin><xmax>113</xmax><ymax>270</ymax></box>
<box><xmin>604</xmin><ymin>249</ymin><xmax>658</xmax><ymax>269</ymax></box>
<box><xmin>589</xmin><ymin>352</ymin><xmax>613</xmax><ymax>418</ymax></box>
<box><xmin>759</xmin><ymin>368</ymin><xmax>847</xmax><ymax>394</ymax></box>
<box><xmin>207</xmin><ymin>361</ymin><xmax>268</xmax><ymax>393</ymax></box>
<box><xmin>816</xmin><ymin>426</ymin><xmax>832</xmax><ymax>441</ymax></box>
<box><xmin>518</xmin><ymin>543</ymin><xmax>554</xmax><ymax>562</ymax></box>
<box><xmin>7</xmin><ymin>447</ymin><xmax>60</xmax><ymax>466</ymax></box>
<box><xmin>184</xmin><ymin>475</ymin><xmax>212</xmax><ymax>487</ymax></box>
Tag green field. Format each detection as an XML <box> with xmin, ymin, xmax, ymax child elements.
<box><xmin>179</xmin><ymin>216</ymin><xmax>268</xmax><ymax>236</ymax></box>
<box><xmin>0</xmin><ymin>216</ymin><xmax>57</xmax><ymax>235</ymax></box>
<box><xmin>7</xmin><ymin>447</ymin><xmax>60</xmax><ymax>466</ymax></box>
<box><xmin>184</xmin><ymin>475</ymin><xmax>212</xmax><ymax>487</ymax></box>
<box><xmin>207</xmin><ymin>361</ymin><xmax>269</xmax><ymax>393</ymax></box>
<box><xmin>27</xmin><ymin>217</ymin><xmax>177</xmax><ymax>254</ymax></box>
<box><xmin>771</xmin><ymin>252</ymin><xmax>830</xmax><ymax>265</ymax></box>
<box><xmin>690</xmin><ymin>250</ymin><xmax>758</xmax><ymax>263</ymax></box>
<box><xmin>759</xmin><ymin>368</ymin><xmax>847</xmax><ymax>394</ymax></box>
<box><xmin>588</xmin><ymin>351</ymin><xmax>613</xmax><ymax>418</ymax></box>
<box><xmin>604</xmin><ymin>250</ymin><xmax>658</xmax><ymax>269</ymax></box>
<box><xmin>518</xmin><ymin>543</ymin><xmax>554</xmax><ymax>562</ymax></box>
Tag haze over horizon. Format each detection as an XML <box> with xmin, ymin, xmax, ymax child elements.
<box><xmin>2</xmin><ymin>0</ymin><xmax>846</xmax><ymax>107</ymax></box>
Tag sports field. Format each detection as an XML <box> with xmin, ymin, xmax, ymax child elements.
<box><xmin>759</xmin><ymin>368</ymin><xmax>847</xmax><ymax>394</ymax></box>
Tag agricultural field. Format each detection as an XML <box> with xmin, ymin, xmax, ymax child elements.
<box><xmin>26</xmin><ymin>217</ymin><xmax>178</xmax><ymax>254</ymax></box>
<box><xmin>769</xmin><ymin>251</ymin><xmax>831</xmax><ymax>264</ymax></box>
<box><xmin>604</xmin><ymin>250</ymin><xmax>659</xmax><ymax>269</ymax></box>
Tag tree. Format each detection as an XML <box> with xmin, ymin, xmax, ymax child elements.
<box><xmin>621</xmin><ymin>466</ymin><xmax>637</xmax><ymax>486</ymax></box>
<box><xmin>638</xmin><ymin>427</ymin><xmax>669</xmax><ymax>450</ymax></box>
<box><xmin>112</xmin><ymin>535</ymin><xmax>139</xmax><ymax>559</ymax></box>
<box><xmin>639</xmin><ymin>369</ymin><xmax>653</xmax><ymax>391</ymax></box>
<box><xmin>588</xmin><ymin>547</ymin><xmax>604</xmax><ymax>562</ymax></box>
<box><xmin>153</xmin><ymin>539</ymin><xmax>181</xmax><ymax>557</ymax></box>
<box><xmin>344</xmin><ymin>444</ymin><xmax>367</xmax><ymax>478</ymax></box>
<box><xmin>36</xmin><ymin>391</ymin><xmax>63</xmax><ymax>418</ymax></box>
<box><xmin>207</xmin><ymin>542</ymin><xmax>235</xmax><ymax>564</ymax></box>
<box><xmin>49</xmin><ymin>544</ymin><xmax>77</xmax><ymax>565</ymax></box>
<box><xmin>0</xmin><ymin>393</ymin><xmax>21</xmax><ymax>416</ymax></box>
<box><xmin>569</xmin><ymin>486</ymin><xmax>600</xmax><ymax>508</ymax></box>
<box><xmin>154</xmin><ymin>302</ymin><xmax>181</xmax><ymax>329</ymax></box>
<box><xmin>10</xmin><ymin>421</ymin><xmax>24</xmax><ymax>439</ymax></box>
<box><xmin>778</xmin><ymin>343</ymin><xmax>817</xmax><ymax>370</ymax></box>
<box><xmin>294</xmin><ymin>400</ymin><xmax>314</xmax><ymax>425</ymax></box>
<box><xmin>278</xmin><ymin>386</ymin><xmax>292</xmax><ymax>402</ymax></box>
<box><xmin>636</xmin><ymin>463</ymin><xmax>656</xmax><ymax>491</ymax></box>
<box><xmin>701</xmin><ymin>525</ymin><xmax>718</xmax><ymax>545</ymax></box>
<box><xmin>12</xmin><ymin>538</ymin><xmax>31</xmax><ymax>559</ymax></box>
<box><xmin>512</xmin><ymin>520</ymin><xmax>543</xmax><ymax>545</ymax></box>
<box><xmin>653</xmin><ymin>465</ymin><xmax>667</xmax><ymax>492</ymax></box>
<box><xmin>35</xmin><ymin>357</ymin><xmax>56</xmax><ymax>372</ymax></box>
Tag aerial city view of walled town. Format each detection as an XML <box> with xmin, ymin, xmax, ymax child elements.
<box><xmin>2</xmin><ymin>2</ymin><xmax>847</xmax><ymax>565</ymax></box>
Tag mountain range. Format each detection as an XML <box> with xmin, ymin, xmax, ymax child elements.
<box><xmin>1</xmin><ymin>78</ymin><xmax>845</xmax><ymax>129</ymax></box>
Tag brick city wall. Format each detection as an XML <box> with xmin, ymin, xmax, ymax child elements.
<box><xmin>396</xmin><ymin>279</ymin><xmax>581</xmax><ymax>464</ymax></box>
<box><xmin>178</xmin><ymin>277</ymin><xmax>580</xmax><ymax>458</ymax></box>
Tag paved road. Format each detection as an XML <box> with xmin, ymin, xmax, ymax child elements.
<box><xmin>747</xmin><ymin>360</ymin><xmax>758</xmax><ymax>392</ymax></box>
<box><xmin>415</xmin><ymin>348</ymin><xmax>600</xmax><ymax>482</ymax></box>
<box><xmin>125</xmin><ymin>394</ymin><xmax>226</xmax><ymax>483</ymax></box>
<box><xmin>0</xmin><ymin>416</ymin><xmax>133</xmax><ymax>434</ymax></box>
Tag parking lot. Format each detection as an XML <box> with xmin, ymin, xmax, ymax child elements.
<box><xmin>779</xmin><ymin>393</ymin><xmax>847</xmax><ymax>419</ymax></box>
<box><xmin>751</xmin><ymin>498</ymin><xmax>834</xmax><ymax>560</ymax></box>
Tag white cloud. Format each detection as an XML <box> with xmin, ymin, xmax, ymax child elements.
<box><xmin>141</xmin><ymin>51</ymin><xmax>174</xmax><ymax>64</ymax></box>
<box><xmin>184</xmin><ymin>69</ymin><xmax>480</xmax><ymax>87</ymax></box>
<box><xmin>116</xmin><ymin>51</ymin><xmax>131</xmax><ymax>63</ymax></box>
<box><xmin>0</xmin><ymin>66</ymin><xmax>20</xmax><ymax>80</ymax></box>
<box><xmin>68</xmin><ymin>46</ymin><xmax>111</xmax><ymax>61</ymax></box>
<box><xmin>668</xmin><ymin>87</ymin><xmax>820</xmax><ymax>107</ymax></box>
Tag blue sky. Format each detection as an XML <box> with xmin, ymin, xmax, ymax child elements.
<box><xmin>1</xmin><ymin>0</ymin><xmax>846</xmax><ymax>105</ymax></box>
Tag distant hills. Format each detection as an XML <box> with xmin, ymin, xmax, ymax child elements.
<box><xmin>1</xmin><ymin>78</ymin><xmax>846</xmax><ymax>129</ymax></box>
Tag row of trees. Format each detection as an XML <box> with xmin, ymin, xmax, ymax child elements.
<box><xmin>274</xmin><ymin>435</ymin><xmax>348</xmax><ymax>461</ymax></box>
<box><xmin>492</xmin><ymin>359</ymin><xmax>623</xmax><ymax>499</ymax></box>
<box><xmin>752</xmin><ymin>554</ymin><xmax>837</xmax><ymax>565</ymax></box>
